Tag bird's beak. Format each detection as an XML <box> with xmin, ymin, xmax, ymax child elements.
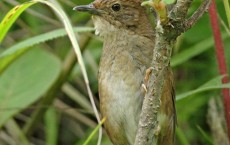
<box><xmin>73</xmin><ymin>4</ymin><xmax>103</xmax><ymax>15</ymax></box>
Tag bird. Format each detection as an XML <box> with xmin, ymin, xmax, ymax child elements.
<box><xmin>74</xmin><ymin>0</ymin><xmax>176</xmax><ymax>145</ymax></box>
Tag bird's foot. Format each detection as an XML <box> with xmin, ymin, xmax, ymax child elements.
<box><xmin>141</xmin><ymin>67</ymin><xmax>154</xmax><ymax>93</ymax></box>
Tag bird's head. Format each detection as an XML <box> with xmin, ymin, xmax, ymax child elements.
<box><xmin>74</xmin><ymin>0</ymin><xmax>154</xmax><ymax>38</ymax></box>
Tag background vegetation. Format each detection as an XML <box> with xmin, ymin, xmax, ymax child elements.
<box><xmin>0</xmin><ymin>0</ymin><xmax>229</xmax><ymax>145</ymax></box>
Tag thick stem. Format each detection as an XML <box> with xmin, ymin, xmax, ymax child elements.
<box><xmin>135</xmin><ymin>0</ymin><xmax>213</xmax><ymax>144</ymax></box>
<box><xmin>134</xmin><ymin>21</ymin><xmax>174</xmax><ymax>145</ymax></box>
<box><xmin>208</xmin><ymin>0</ymin><xmax>230</xmax><ymax>141</ymax></box>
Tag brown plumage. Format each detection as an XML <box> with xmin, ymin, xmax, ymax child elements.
<box><xmin>74</xmin><ymin>0</ymin><xmax>176</xmax><ymax>144</ymax></box>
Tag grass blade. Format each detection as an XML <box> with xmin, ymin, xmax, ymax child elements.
<box><xmin>177</xmin><ymin>75</ymin><xmax>230</xmax><ymax>101</ymax></box>
<box><xmin>81</xmin><ymin>118</ymin><xmax>106</xmax><ymax>145</ymax></box>
<box><xmin>0</xmin><ymin>2</ymin><xmax>36</xmax><ymax>43</ymax></box>
<box><xmin>0</xmin><ymin>27</ymin><xmax>93</xmax><ymax>75</ymax></box>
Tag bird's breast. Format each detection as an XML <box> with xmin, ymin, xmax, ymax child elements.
<box><xmin>98</xmin><ymin>31</ymin><xmax>154</xmax><ymax>144</ymax></box>
<box><xmin>99</xmin><ymin>59</ymin><xmax>144</xmax><ymax>144</ymax></box>
<box><xmin>98</xmin><ymin>46</ymin><xmax>150</xmax><ymax>144</ymax></box>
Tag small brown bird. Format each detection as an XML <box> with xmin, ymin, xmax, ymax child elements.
<box><xmin>74</xmin><ymin>0</ymin><xmax>175</xmax><ymax>145</ymax></box>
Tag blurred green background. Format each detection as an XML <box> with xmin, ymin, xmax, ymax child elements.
<box><xmin>0</xmin><ymin>0</ymin><xmax>229</xmax><ymax>145</ymax></box>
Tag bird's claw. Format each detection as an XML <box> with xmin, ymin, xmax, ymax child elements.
<box><xmin>144</xmin><ymin>67</ymin><xmax>154</xmax><ymax>84</ymax></box>
<box><xmin>142</xmin><ymin>84</ymin><xmax>148</xmax><ymax>93</ymax></box>
<box><xmin>142</xmin><ymin>67</ymin><xmax>154</xmax><ymax>93</ymax></box>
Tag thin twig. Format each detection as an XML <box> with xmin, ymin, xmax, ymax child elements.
<box><xmin>184</xmin><ymin>0</ymin><xmax>211</xmax><ymax>31</ymax></box>
<box><xmin>169</xmin><ymin>0</ymin><xmax>193</xmax><ymax>20</ymax></box>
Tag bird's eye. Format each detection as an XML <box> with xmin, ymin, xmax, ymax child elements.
<box><xmin>111</xmin><ymin>3</ymin><xmax>121</xmax><ymax>11</ymax></box>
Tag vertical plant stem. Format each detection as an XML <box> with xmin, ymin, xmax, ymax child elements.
<box><xmin>208</xmin><ymin>0</ymin><xmax>230</xmax><ymax>141</ymax></box>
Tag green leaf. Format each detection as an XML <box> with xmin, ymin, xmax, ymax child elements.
<box><xmin>0</xmin><ymin>27</ymin><xmax>94</xmax><ymax>75</ymax></box>
<box><xmin>32</xmin><ymin>0</ymin><xmax>102</xmax><ymax>141</ymax></box>
<box><xmin>171</xmin><ymin>33</ymin><xmax>228</xmax><ymax>67</ymax></box>
<box><xmin>1</xmin><ymin>0</ymin><xmax>101</xmax><ymax>141</ymax></box>
<box><xmin>0</xmin><ymin>48</ymin><xmax>61</xmax><ymax>128</ymax></box>
<box><xmin>0</xmin><ymin>2</ymin><xmax>36</xmax><ymax>43</ymax></box>
<box><xmin>176</xmin><ymin>75</ymin><xmax>230</xmax><ymax>101</ymax></box>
